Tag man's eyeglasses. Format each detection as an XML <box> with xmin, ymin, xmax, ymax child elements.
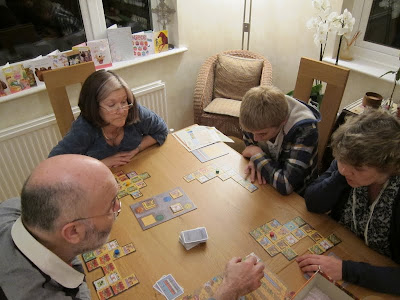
<box><xmin>69</xmin><ymin>197</ymin><xmax>121</xmax><ymax>223</ymax></box>
<box><xmin>100</xmin><ymin>102</ymin><xmax>133</xmax><ymax>114</ymax></box>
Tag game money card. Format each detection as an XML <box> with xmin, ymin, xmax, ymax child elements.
<box><xmin>126</xmin><ymin>171</ymin><xmax>137</xmax><ymax>178</ymax></box>
<box><xmin>82</xmin><ymin>251</ymin><xmax>96</xmax><ymax>262</ymax></box>
<box><xmin>293</xmin><ymin>216</ymin><xmax>306</xmax><ymax>227</ymax></box>
<box><xmin>130</xmin><ymin>190</ymin><xmax>143</xmax><ymax>199</ymax></box>
<box><xmin>183</xmin><ymin>173</ymin><xmax>196</xmax><ymax>182</ymax></box>
<box><xmin>102</xmin><ymin>262</ymin><xmax>117</xmax><ymax>274</ymax></box>
<box><xmin>293</xmin><ymin>228</ymin><xmax>307</xmax><ymax>240</ymax></box>
<box><xmin>111</xmin><ymin>280</ymin><xmax>127</xmax><ymax>295</ymax></box>
<box><xmin>106</xmin><ymin>271</ymin><xmax>121</xmax><ymax>285</ymax></box>
<box><xmin>309</xmin><ymin>244</ymin><xmax>325</xmax><ymax>254</ymax></box>
<box><xmin>170</xmin><ymin>189</ymin><xmax>183</xmax><ymax>199</ymax></box>
<box><xmin>327</xmin><ymin>233</ymin><xmax>342</xmax><ymax>245</ymax></box>
<box><xmin>138</xmin><ymin>172</ymin><xmax>151</xmax><ymax>180</ymax></box>
<box><xmin>98</xmin><ymin>253</ymin><xmax>112</xmax><ymax>265</ymax></box>
<box><xmin>124</xmin><ymin>273</ymin><xmax>139</xmax><ymax>287</ymax></box>
<box><xmin>266</xmin><ymin>244</ymin><xmax>280</xmax><ymax>257</ymax></box>
<box><xmin>94</xmin><ymin>277</ymin><xmax>109</xmax><ymax>291</ymax></box>
<box><xmin>86</xmin><ymin>258</ymin><xmax>100</xmax><ymax>271</ymax></box>
<box><xmin>250</xmin><ymin>228</ymin><xmax>263</xmax><ymax>239</ymax></box>
<box><xmin>268</xmin><ymin>219</ymin><xmax>281</xmax><ymax>228</ymax></box>
<box><xmin>122</xmin><ymin>243</ymin><xmax>136</xmax><ymax>255</ymax></box>
<box><xmin>301</xmin><ymin>223</ymin><xmax>314</xmax><ymax>234</ymax></box>
<box><xmin>309</xmin><ymin>231</ymin><xmax>323</xmax><ymax>242</ymax></box>
<box><xmin>106</xmin><ymin>240</ymin><xmax>119</xmax><ymax>250</ymax></box>
<box><xmin>156</xmin><ymin>274</ymin><xmax>184</xmax><ymax>300</ymax></box>
<box><xmin>170</xmin><ymin>203</ymin><xmax>184</xmax><ymax>213</ymax></box>
<box><xmin>282</xmin><ymin>247</ymin><xmax>297</xmax><ymax>261</ymax></box>
<box><xmin>97</xmin><ymin>286</ymin><xmax>113</xmax><ymax>300</ymax></box>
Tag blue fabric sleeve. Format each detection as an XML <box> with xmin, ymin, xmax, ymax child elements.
<box><xmin>136</xmin><ymin>105</ymin><xmax>168</xmax><ymax>145</ymax></box>
<box><xmin>304</xmin><ymin>160</ymin><xmax>350</xmax><ymax>213</ymax></box>
<box><xmin>48</xmin><ymin>117</ymin><xmax>96</xmax><ymax>157</ymax></box>
<box><xmin>343</xmin><ymin>260</ymin><xmax>400</xmax><ymax>295</ymax></box>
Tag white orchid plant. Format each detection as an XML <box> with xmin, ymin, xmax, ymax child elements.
<box><xmin>307</xmin><ymin>0</ymin><xmax>355</xmax><ymax>65</ymax></box>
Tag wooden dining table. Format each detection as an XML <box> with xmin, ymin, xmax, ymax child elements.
<box><xmin>84</xmin><ymin>134</ymin><xmax>399</xmax><ymax>300</ymax></box>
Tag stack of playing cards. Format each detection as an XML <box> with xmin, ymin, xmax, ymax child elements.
<box><xmin>179</xmin><ymin>227</ymin><xmax>208</xmax><ymax>250</ymax></box>
<box><xmin>153</xmin><ymin>274</ymin><xmax>184</xmax><ymax>300</ymax></box>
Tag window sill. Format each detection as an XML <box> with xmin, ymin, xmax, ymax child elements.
<box><xmin>0</xmin><ymin>47</ymin><xmax>188</xmax><ymax>104</ymax></box>
<box><xmin>323</xmin><ymin>55</ymin><xmax>396</xmax><ymax>84</ymax></box>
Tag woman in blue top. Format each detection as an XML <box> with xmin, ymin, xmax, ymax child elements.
<box><xmin>49</xmin><ymin>70</ymin><xmax>168</xmax><ymax>168</ymax></box>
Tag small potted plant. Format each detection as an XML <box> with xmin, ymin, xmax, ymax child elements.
<box><xmin>380</xmin><ymin>53</ymin><xmax>400</xmax><ymax>111</ymax></box>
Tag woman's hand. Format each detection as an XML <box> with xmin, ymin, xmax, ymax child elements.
<box><xmin>101</xmin><ymin>148</ymin><xmax>140</xmax><ymax>168</ymax></box>
<box><xmin>296</xmin><ymin>254</ymin><xmax>343</xmax><ymax>280</ymax></box>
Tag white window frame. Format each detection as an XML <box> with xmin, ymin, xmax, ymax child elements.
<box><xmin>350</xmin><ymin>0</ymin><xmax>398</xmax><ymax>67</ymax></box>
<box><xmin>79</xmin><ymin>0</ymin><xmax>108</xmax><ymax>41</ymax></box>
<box><xmin>79</xmin><ymin>0</ymin><xmax>157</xmax><ymax>41</ymax></box>
<box><xmin>324</xmin><ymin>0</ymin><xmax>399</xmax><ymax>81</ymax></box>
<box><xmin>353</xmin><ymin>0</ymin><xmax>399</xmax><ymax>57</ymax></box>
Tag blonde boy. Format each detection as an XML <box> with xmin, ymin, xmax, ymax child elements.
<box><xmin>240</xmin><ymin>86</ymin><xmax>320</xmax><ymax>195</ymax></box>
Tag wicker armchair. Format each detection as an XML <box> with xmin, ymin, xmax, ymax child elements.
<box><xmin>193</xmin><ymin>50</ymin><xmax>272</xmax><ymax>138</ymax></box>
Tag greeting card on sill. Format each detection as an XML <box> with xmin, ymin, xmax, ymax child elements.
<box><xmin>72</xmin><ymin>46</ymin><xmax>93</xmax><ymax>63</ymax></box>
<box><xmin>2</xmin><ymin>64</ymin><xmax>31</xmax><ymax>94</ymax></box>
<box><xmin>24</xmin><ymin>56</ymin><xmax>53</xmax><ymax>86</ymax></box>
<box><xmin>87</xmin><ymin>39</ymin><xmax>112</xmax><ymax>69</ymax></box>
<box><xmin>47</xmin><ymin>50</ymin><xmax>69</xmax><ymax>68</ymax></box>
<box><xmin>107</xmin><ymin>26</ymin><xmax>135</xmax><ymax>62</ymax></box>
<box><xmin>0</xmin><ymin>71</ymin><xmax>10</xmax><ymax>97</ymax></box>
<box><xmin>154</xmin><ymin>30</ymin><xmax>168</xmax><ymax>53</ymax></box>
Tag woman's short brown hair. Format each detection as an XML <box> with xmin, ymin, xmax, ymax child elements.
<box><xmin>331</xmin><ymin>108</ymin><xmax>400</xmax><ymax>174</ymax></box>
<box><xmin>78</xmin><ymin>70</ymin><xmax>139</xmax><ymax>127</ymax></box>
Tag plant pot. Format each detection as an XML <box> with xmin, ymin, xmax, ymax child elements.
<box><xmin>362</xmin><ymin>92</ymin><xmax>383</xmax><ymax>108</ymax></box>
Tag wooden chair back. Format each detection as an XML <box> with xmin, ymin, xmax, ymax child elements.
<box><xmin>43</xmin><ymin>61</ymin><xmax>96</xmax><ymax>137</ymax></box>
<box><xmin>293</xmin><ymin>57</ymin><xmax>350</xmax><ymax>168</ymax></box>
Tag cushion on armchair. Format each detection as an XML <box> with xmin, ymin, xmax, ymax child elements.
<box><xmin>213</xmin><ymin>54</ymin><xmax>263</xmax><ymax>101</ymax></box>
<box><xmin>203</xmin><ymin>98</ymin><xmax>241</xmax><ymax>117</ymax></box>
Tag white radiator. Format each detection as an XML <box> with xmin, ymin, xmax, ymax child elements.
<box><xmin>0</xmin><ymin>80</ymin><xmax>168</xmax><ymax>202</ymax></box>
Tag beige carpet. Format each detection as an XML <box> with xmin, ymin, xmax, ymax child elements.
<box><xmin>227</xmin><ymin>136</ymin><xmax>245</xmax><ymax>154</ymax></box>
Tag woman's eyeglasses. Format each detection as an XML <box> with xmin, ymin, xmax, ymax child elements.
<box><xmin>100</xmin><ymin>103</ymin><xmax>133</xmax><ymax>114</ymax></box>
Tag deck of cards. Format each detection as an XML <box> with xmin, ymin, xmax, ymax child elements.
<box><xmin>153</xmin><ymin>274</ymin><xmax>184</xmax><ymax>300</ymax></box>
<box><xmin>179</xmin><ymin>227</ymin><xmax>208</xmax><ymax>250</ymax></box>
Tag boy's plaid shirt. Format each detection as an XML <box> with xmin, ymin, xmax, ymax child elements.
<box><xmin>243</xmin><ymin>123</ymin><xmax>318</xmax><ymax>195</ymax></box>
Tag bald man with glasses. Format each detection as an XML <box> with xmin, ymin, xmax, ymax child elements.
<box><xmin>0</xmin><ymin>155</ymin><xmax>264</xmax><ymax>299</ymax></box>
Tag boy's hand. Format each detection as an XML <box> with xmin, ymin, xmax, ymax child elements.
<box><xmin>244</xmin><ymin>161</ymin><xmax>267</xmax><ymax>185</ymax></box>
<box><xmin>242</xmin><ymin>145</ymin><xmax>263</xmax><ymax>158</ymax></box>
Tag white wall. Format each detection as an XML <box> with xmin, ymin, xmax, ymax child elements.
<box><xmin>0</xmin><ymin>0</ymin><xmax>398</xmax><ymax>132</ymax></box>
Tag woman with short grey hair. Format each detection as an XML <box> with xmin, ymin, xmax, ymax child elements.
<box><xmin>297</xmin><ymin>109</ymin><xmax>400</xmax><ymax>295</ymax></box>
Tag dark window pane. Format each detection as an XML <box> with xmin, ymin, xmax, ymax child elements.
<box><xmin>0</xmin><ymin>0</ymin><xmax>86</xmax><ymax>65</ymax></box>
<box><xmin>102</xmin><ymin>0</ymin><xmax>152</xmax><ymax>33</ymax></box>
<box><xmin>364</xmin><ymin>0</ymin><xmax>400</xmax><ymax>50</ymax></box>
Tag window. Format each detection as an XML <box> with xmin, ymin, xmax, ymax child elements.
<box><xmin>352</xmin><ymin>0</ymin><xmax>399</xmax><ymax>58</ymax></box>
<box><xmin>0</xmin><ymin>0</ymin><xmax>152</xmax><ymax>66</ymax></box>
<box><xmin>0</xmin><ymin>0</ymin><xmax>86</xmax><ymax>66</ymax></box>
<box><xmin>363</xmin><ymin>0</ymin><xmax>400</xmax><ymax>50</ymax></box>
